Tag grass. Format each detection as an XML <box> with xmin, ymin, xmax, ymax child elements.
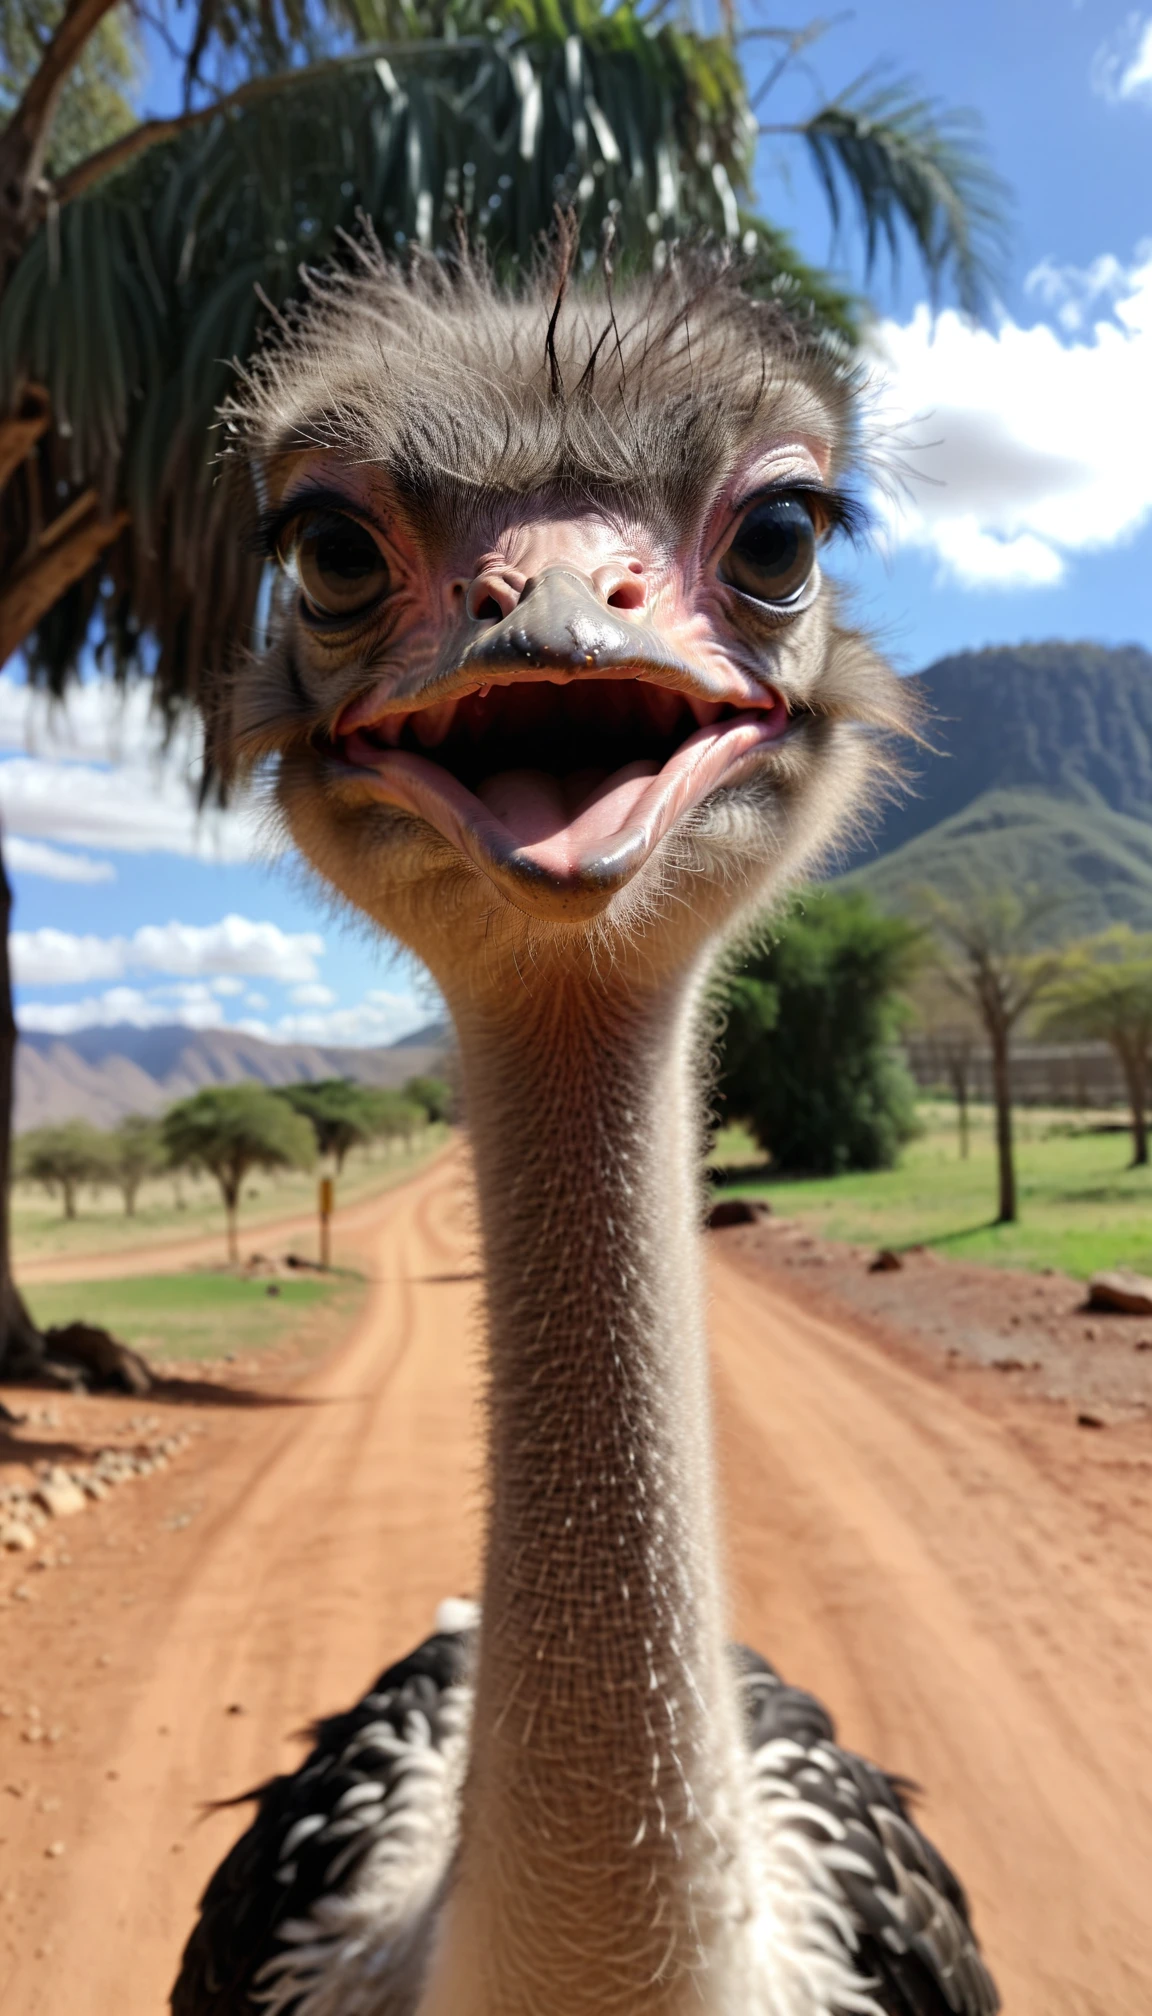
<box><xmin>711</xmin><ymin>1102</ymin><xmax>1152</xmax><ymax>1280</ymax></box>
<box><xmin>25</xmin><ymin>1269</ymin><xmax>365</xmax><ymax>1363</ymax></box>
<box><xmin>11</xmin><ymin>1125</ymin><xmax>449</xmax><ymax>1267</ymax></box>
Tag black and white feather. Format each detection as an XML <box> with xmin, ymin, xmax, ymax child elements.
<box><xmin>172</xmin><ymin>1613</ymin><xmax>997</xmax><ymax>2016</ymax></box>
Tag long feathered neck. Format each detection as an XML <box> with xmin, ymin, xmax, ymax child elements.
<box><xmin>419</xmin><ymin>961</ymin><xmax>752</xmax><ymax>2015</ymax></box>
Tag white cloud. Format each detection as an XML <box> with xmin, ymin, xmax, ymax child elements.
<box><xmin>0</xmin><ymin>755</ymin><xmax>271</xmax><ymax>862</ymax></box>
<box><xmin>269</xmin><ymin>990</ymin><xmax>431</xmax><ymax>1047</ymax></box>
<box><xmin>11</xmin><ymin>914</ymin><xmax>324</xmax><ymax>988</ymax></box>
<box><xmin>0</xmin><ymin>676</ymin><xmax>274</xmax><ymax>863</ymax></box>
<box><xmin>13</xmin><ymin>930</ymin><xmax>125</xmax><ymax>985</ymax></box>
<box><xmin>1024</xmin><ymin>251</ymin><xmax>1139</xmax><ymax>334</ymax></box>
<box><xmin>1093</xmin><ymin>13</ymin><xmax>1152</xmax><ymax>103</ymax></box>
<box><xmin>290</xmin><ymin>982</ymin><xmax>337</xmax><ymax>1007</ymax></box>
<box><xmin>17</xmin><ymin>972</ymin><xmax>437</xmax><ymax>1048</ymax></box>
<box><xmin>870</xmin><ymin>244</ymin><xmax>1152</xmax><ymax>587</ymax></box>
<box><xmin>0</xmin><ymin>676</ymin><xmax>176</xmax><ymax>763</ymax></box>
<box><xmin>130</xmin><ymin>917</ymin><xmax>324</xmax><ymax>983</ymax></box>
<box><xmin>18</xmin><ymin>987</ymin><xmax>229</xmax><ymax>1035</ymax></box>
<box><xmin>4</xmin><ymin>836</ymin><xmax>116</xmax><ymax>883</ymax></box>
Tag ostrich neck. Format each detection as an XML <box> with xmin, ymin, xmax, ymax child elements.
<box><xmin>427</xmin><ymin>967</ymin><xmax>749</xmax><ymax>2014</ymax></box>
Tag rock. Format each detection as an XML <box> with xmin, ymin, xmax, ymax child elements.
<box><xmin>1087</xmin><ymin>1270</ymin><xmax>1152</xmax><ymax>1316</ymax></box>
<box><xmin>869</xmin><ymin>1248</ymin><xmax>903</xmax><ymax>1273</ymax></box>
<box><xmin>706</xmin><ymin>1197</ymin><xmax>770</xmax><ymax>1229</ymax></box>
<box><xmin>0</xmin><ymin>1520</ymin><xmax>35</xmax><ymax>1552</ymax></box>
<box><xmin>42</xmin><ymin>1323</ymin><xmax>153</xmax><ymax>1395</ymax></box>
<box><xmin>1077</xmin><ymin>1412</ymin><xmax>1105</xmax><ymax>1430</ymax></box>
<box><xmin>34</xmin><ymin>1471</ymin><xmax>86</xmax><ymax>1519</ymax></box>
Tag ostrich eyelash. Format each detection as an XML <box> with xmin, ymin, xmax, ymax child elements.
<box><xmin>735</xmin><ymin>481</ymin><xmax>869</xmax><ymax>544</ymax></box>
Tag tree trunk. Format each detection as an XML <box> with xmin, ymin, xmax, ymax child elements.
<box><xmin>989</xmin><ymin>1022</ymin><xmax>1016</xmax><ymax>1224</ymax></box>
<box><xmin>62</xmin><ymin>1179</ymin><xmax>76</xmax><ymax>1219</ymax></box>
<box><xmin>222</xmin><ymin>1184</ymin><xmax>239</xmax><ymax>1265</ymax></box>
<box><xmin>1118</xmin><ymin>1042</ymin><xmax>1149</xmax><ymax>1168</ymax></box>
<box><xmin>949</xmin><ymin>1059</ymin><xmax>970</xmax><ymax>1159</ymax></box>
<box><xmin>0</xmin><ymin>828</ymin><xmax>52</xmax><ymax>1378</ymax></box>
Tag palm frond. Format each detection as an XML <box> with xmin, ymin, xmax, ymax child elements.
<box><xmin>792</xmin><ymin>70</ymin><xmax>1008</xmax><ymax>317</ymax></box>
<box><xmin>0</xmin><ymin>14</ymin><xmax>788</xmax><ymax>701</ymax></box>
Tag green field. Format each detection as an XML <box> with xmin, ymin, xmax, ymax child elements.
<box><xmin>26</xmin><ymin>1268</ymin><xmax>365</xmax><ymax>1363</ymax></box>
<box><xmin>12</xmin><ymin>1126</ymin><xmax>449</xmax><ymax>1266</ymax></box>
<box><xmin>712</xmin><ymin>1102</ymin><xmax>1152</xmax><ymax>1279</ymax></box>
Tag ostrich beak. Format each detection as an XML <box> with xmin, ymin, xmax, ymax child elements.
<box><xmin>337</xmin><ymin>568</ymin><xmax>790</xmax><ymax>921</ymax></box>
<box><xmin>456</xmin><ymin>568</ymin><xmax>686</xmax><ymax>682</ymax></box>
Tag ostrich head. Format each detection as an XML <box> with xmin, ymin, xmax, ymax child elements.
<box><xmin>221</xmin><ymin>243</ymin><xmax>902</xmax><ymax>998</ymax></box>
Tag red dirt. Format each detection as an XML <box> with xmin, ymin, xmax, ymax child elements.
<box><xmin>2</xmin><ymin>1148</ymin><xmax>1151</xmax><ymax>2015</ymax></box>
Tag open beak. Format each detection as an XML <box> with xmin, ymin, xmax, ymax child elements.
<box><xmin>334</xmin><ymin>569</ymin><xmax>790</xmax><ymax>920</ymax></box>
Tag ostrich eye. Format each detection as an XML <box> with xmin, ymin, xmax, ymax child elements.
<box><xmin>719</xmin><ymin>496</ymin><xmax>817</xmax><ymax>606</ymax></box>
<box><xmin>283</xmin><ymin>512</ymin><xmax>390</xmax><ymax>621</ymax></box>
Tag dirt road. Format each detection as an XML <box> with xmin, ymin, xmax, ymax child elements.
<box><xmin>3</xmin><ymin>1149</ymin><xmax>1151</xmax><ymax>2015</ymax></box>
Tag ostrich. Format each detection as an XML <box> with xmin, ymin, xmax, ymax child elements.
<box><xmin>174</xmin><ymin>243</ymin><xmax>999</xmax><ymax>2016</ymax></box>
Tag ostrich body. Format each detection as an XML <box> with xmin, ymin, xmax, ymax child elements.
<box><xmin>175</xmin><ymin>249</ymin><xmax>998</xmax><ymax>2016</ymax></box>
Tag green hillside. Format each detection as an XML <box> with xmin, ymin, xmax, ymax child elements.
<box><xmin>844</xmin><ymin>787</ymin><xmax>1152</xmax><ymax>938</ymax></box>
<box><xmin>856</xmin><ymin>641</ymin><xmax>1152</xmax><ymax>863</ymax></box>
<box><xmin>834</xmin><ymin>641</ymin><xmax>1152</xmax><ymax>933</ymax></box>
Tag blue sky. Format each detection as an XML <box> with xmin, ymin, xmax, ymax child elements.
<box><xmin>5</xmin><ymin>0</ymin><xmax>1150</xmax><ymax>1046</ymax></box>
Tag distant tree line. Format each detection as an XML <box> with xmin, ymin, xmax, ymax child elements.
<box><xmin>14</xmin><ymin>1075</ymin><xmax>452</xmax><ymax>1261</ymax></box>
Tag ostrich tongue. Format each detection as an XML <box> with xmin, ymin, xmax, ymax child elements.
<box><xmin>344</xmin><ymin>708</ymin><xmax>786</xmax><ymax>890</ymax></box>
<box><xmin>475</xmin><ymin>760</ymin><xmax>659</xmax><ymax>856</ymax></box>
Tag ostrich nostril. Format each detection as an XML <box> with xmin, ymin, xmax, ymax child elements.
<box><xmin>605</xmin><ymin>580</ymin><xmax>646</xmax><ymax>612</ymax></box>
<box><xmin>472</xmin><ymin>594</ymin><xmax>504</xmax><ymax>623</ymax></box>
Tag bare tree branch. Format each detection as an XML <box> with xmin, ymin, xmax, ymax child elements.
<box><xmin>0</xmin><ymin>383</ymin><xmax>50</xmax><ymax>495</ymax></box>
<box><xmin>0</xmin><ymin>495</ymin><xmax>127</xmax><ymax>667</ymax></box>
<box><xmin>0</xmin><ymin>0</ymin><xmax>125</xmax><ymax>270</ymax></box>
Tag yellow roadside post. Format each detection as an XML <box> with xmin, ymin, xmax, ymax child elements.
<box><xmin>319</xmin><ymin>1175</ymin><xmax>334</xmax><ymax>1268</ymax></box>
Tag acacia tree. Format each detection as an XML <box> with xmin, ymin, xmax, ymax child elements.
<box><xmin>162</xmin><ymin>1083</ymin><xmax>313</xmax><ymax>1262</ymax></box>
<box><xmin>909</xmin><ymin>970</ymin><xmax>983</xmax><ymax>1158</ymax></box>
<box><xmin>276</xmin><ymin>1077</ymin><xmax>383</xmax><ymax>1173</ymax></box>
<box><xmin>16</xmin><ymin>1116</ymin><xmax>111</xmax><ymax>1216</ymax></box>
<box><xmin>0</xmin><ymin>0</ymin><xmax>1005</xmax><ymax>1376</ymax></box>
<box><xmin>1040</xmin><ymin>927</ymin><xmax>1152</xmax><ymax>1168</ymax></box>
<box><xmin>107</xmin><ymin>1112</ymin><xmax>165</xmax><ymax>1212</ymax></box>
<box><xmin>404</xmin><ymin>1073</ymin><xmax>453</xmax><ymax>1122</ymax></box>
<box><xmin>921</xmin><ymin>888</ymin><xmax>1066</xmax><ymax>1224</ymax></box>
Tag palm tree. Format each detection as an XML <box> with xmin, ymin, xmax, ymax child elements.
<box><xmin>0</xmin><ymin>0</ymin><xmax>1007</xmax><ymax>1375</ymax></box>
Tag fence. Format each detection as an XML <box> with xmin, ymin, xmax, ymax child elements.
<box><xmin>903</xmin><ymin>1038</ymin><xmax>1128</xmax><ymax>1109</ymax></box>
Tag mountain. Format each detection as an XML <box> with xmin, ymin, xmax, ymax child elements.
<box><xmin>856</xmin><ymin>641</ymin><xmax>1152</xmax><ymax>858</ymax></box>
<box><xmin>841</xmin><ymin>641</ymin><xmax>1152</xmax><ymax>931</ymax></box>
<box><xmin>844</xmin><ymin>789</ymin><xmax>1152</xmax><ymax>938</ymax></box>
<box><xmin>15</xmin><ymin>1022</ymin><xmax>451</xmax><ymax>1133</ymax></box>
